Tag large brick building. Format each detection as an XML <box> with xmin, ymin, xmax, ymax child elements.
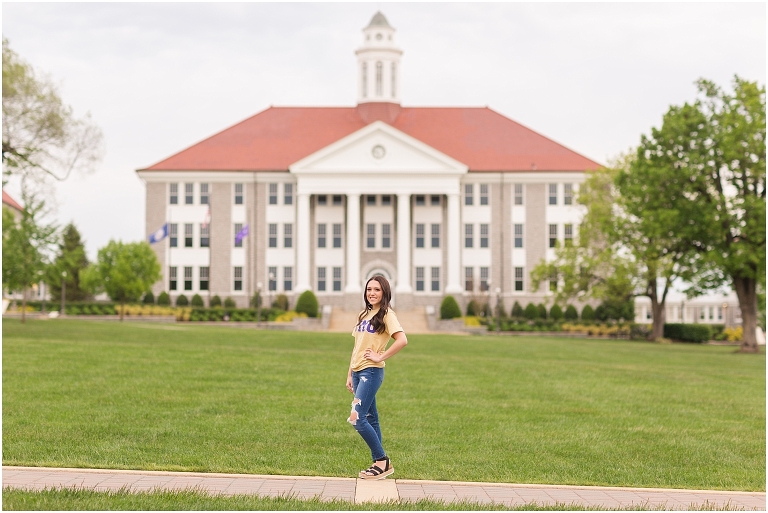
<box><xmin>137</xmin><ymin>12</ymin><xmax>600</xmax><ymax>312</ymax></box>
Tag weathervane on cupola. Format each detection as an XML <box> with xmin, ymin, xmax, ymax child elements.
<box><xmin>356</xmin><ymin>12</ymin><xmax>402</xmax><ymax>105</ymax></box>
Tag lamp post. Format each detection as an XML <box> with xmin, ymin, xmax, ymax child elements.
<box><xmin>60</xmin><ymin>271</ymin><xmax>67</xmax><ymax>316</ymax></box>
<box><xmin>486</xmin><ymin>279</ymin><xmax>492</xmax><ymax>325</ymax></box>
<box><xmin>257</xmin><ymin>282</ymin><xmax>263</xmax><ymax>326</ymax></box>
<box><xmin>268</xmin><ymin>271</ymin><xmax>275</xmax><ymax>312</ymax></box>
<box><xmin>496</xmin><ymin>287</ymin><xmax>502</xmax><ymax>334</ymax></box>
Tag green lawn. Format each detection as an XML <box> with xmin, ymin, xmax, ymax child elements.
<box><xmin>2</xmin><ymin>319</ymin><xmax>764</xmax><ymax>491</ymax></box>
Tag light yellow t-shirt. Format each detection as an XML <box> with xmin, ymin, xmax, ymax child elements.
<box><xmin>350</xmin><ymin>308</ymin><xmax>404</xmax><ymax>372</ymax></box>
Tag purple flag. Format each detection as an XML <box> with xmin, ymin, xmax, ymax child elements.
<box><xmin>235</xmin><ymin>224</ymin><xmax>249</xmax><ymax>245</ymax></box>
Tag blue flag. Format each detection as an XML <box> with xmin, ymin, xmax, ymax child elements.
<box><xmin>235</xmin><ymin>224</ymin><xmax>249</xmax><ymax>245</ymax></box>
<box><xmin>148</xmin><ymin>223</ymin><xmax>168</xmax><ymax>244</ymax></box>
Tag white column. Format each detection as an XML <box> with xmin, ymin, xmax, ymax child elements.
<box><xmin>295</xmin><ymin>192</ymin><xmax>311</xmax><ymax>293</ymax></box>
<box><xmin>396</xmin><ymin>193</ymin><xmax>412</xmax><ymax>293</ymax></box>
<box><xmin>445</xmin><ymin>192</ymin><xmax>463</xmax><ymax>293</ymax></box>
<box><xmin>345</xmin><ymin>193</ymin><xmax>362</xmax><ymax>293</ymax></box>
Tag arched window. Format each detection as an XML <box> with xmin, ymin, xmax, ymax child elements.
<box><xmin>375</xmin><ymin>61</ymin><xmax>383</xmax><ymax>97</ymax></box>
<box><xmin>391</xmin><ymin>63</ymin><xmax>396</xmax><ymax>98</ymax></box>
<box><xmin>361</xmin><ymin>63</ymin><xmax>367</xmax><ymax>98</ymax></box>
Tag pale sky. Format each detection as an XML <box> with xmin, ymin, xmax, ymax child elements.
<box><xmin>3</xmin><ymin>2</ymin><xmax>765</xmax><ymax>259</ymax></box>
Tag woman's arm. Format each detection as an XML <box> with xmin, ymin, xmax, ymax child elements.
<box><xmin>363</xmin><ymin>331</ymin><xmax>408</xmax><ymax>363</ymax></box>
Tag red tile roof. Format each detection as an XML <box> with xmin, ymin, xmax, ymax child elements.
<box><xmin>141</xmin><ymin>104</ymin><xmax>601</xmax><ymax>172</ymax></box>
<box><xmin>2</xmin><ymin>190</ymin><xmax>23</xmax><ymax>212</ymax></box>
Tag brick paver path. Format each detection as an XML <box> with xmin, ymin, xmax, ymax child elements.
<box><xmin>2</xmin><ymin>466</ymin><xmax>765</xmax><ymax>510</ymax></box>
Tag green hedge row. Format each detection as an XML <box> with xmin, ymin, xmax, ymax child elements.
<box><xmin>664</xmin><ymin>323</ymin><xmax>712</xmax><ymax>343</ymax></box>
<box><xmin>188</xmin><ymin>308</ymin><xmax>285</xmax><ymax>322</ymax></box>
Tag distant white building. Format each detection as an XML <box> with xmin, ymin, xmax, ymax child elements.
<box><xmin>634</xmin><ymin>291</ymin><xmax>742</xmax><ymax>326</ymax></box>
<box><xmin>136</xmin><ymin>12</ymin><xmax>601</xmax><ymax>312</ymax></box>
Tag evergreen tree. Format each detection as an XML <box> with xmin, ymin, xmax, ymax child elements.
<box><xmin>564</xmin><ymin>305</ymin><xmax>579</xmax><ymax>321</ymax></box>
<box><xmin>47</xmin><ymin>223</ymin><xmax>90</xmax><ymax>301</ymax></box>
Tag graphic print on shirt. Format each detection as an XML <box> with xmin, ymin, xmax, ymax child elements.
<box><xmin>356</xmin><ymin>319</ymin><xmax>378</xmax><ymax>333</ymax></box>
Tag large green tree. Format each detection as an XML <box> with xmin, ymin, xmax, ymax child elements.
<box><xmin>46</xmin><ymin>223</ymin><xmax>91</xmax><ymax>301</ymax></box>
<box><xmin>2</xmin><ymin>184</ymin><xmax>57</xmax><ymax>322</ymax></box>
<box><xmin>2</xmin><ymin>38</ymin><xmax>103</xmax><ymax>187</ymax></box>
<box><xmin>631</xmin><ymin>77</ymin><xmax>765</xmax><ymax>352</ymax></box>
<box><xmin>83</xmin><ymin>241</ymin><xmax>161</xmax><ymax>320</ymax></box>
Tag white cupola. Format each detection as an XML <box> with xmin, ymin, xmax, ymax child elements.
<box><xmin>355</xmin><ymin>12</ymin><xmax>403</xmax><ymax>105</ymax></box>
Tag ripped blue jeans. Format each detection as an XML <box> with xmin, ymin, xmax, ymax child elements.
<box><xmin>348</xmin><ymin>366</ymin><xmax>386</xmax><ymax>462</ymax></box>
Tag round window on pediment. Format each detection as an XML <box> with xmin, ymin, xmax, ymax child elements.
<box><xmin>376</xmin><ymin>33</ymin><xmax>382</xmax><ymax>40</ymax></box>
<box><xmin>372</xmin><ymin>145</ymin><xmax>386</xmax><ymax>159</ymax></box>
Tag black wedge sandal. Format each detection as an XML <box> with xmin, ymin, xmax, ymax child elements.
<box><xmin>359</xmin><ymin>456</ymin><xmax>394</xmax><ymax>480</ymax></box>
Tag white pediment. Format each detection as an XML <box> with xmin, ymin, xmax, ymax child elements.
<box><xmin>289</xmin><ymin>121</ymin><xmax>468</xmax><ymax>175</ymax></box>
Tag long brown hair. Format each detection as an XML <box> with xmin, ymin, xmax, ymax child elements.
<box><xmin>357</xmin><ymin>275</ymin><xmax>392</xmax><ymax>334</ymax></box>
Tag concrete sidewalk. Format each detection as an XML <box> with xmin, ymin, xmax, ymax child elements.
<box><xmin>2</xmin><ymin>466</ymin><xmax>765</xmax><ymax>510</ymax></box>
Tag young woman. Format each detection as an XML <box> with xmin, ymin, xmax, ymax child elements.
<box><xmin>346</xmin><ymin>275</ymin><xmax>408</xmax><ymax>480</ymax></box>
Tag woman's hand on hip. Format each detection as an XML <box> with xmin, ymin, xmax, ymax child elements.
<box><xmin>346</xmin><ymin>375</ymin><xmax>354</xmax><ymax>393</ymax></box>
<box><xmin>364</xmin><ymin>349</ymin><xmax>383</xmax><ymax>363</ymax></box>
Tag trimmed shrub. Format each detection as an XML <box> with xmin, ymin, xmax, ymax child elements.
<box><xmin>664</xmin><ymin>323</ymin><xmax>712</xmax><ymax>343</ymax></box>
<box><xmin>495</xmin><ymin>300</ymin><xmax>507</xmax><ymax>319</ymax></box>
<box><xmin>536</xmin><ymin>303</ymin><xmax>547</xmax><ymax>320</ymax></box>
<box><xmin>440</xmin><ymin>295</ymin><xmax>462</xmax><ymax>319</ymax></box>
<box><xmin>550</xmin><ymin>304</ymin><xmax>564</xmax><ymax>321</ymax></box>
<box><xmin>511</xmin><ymin>301</ymin><xmax>524</xmax><ymax>319</ymax></box>
<box><xmin>191</xmin><ymin>294</ymin><xmax>204</xmax><ymax>308</ymax></box>
<box><xmin>480</xmin><ymin>302</ymin><xmax>492</xmax><ymax>318</ymax></box>
<box><xmin>224</xmin><ymin>297</ymin><xmax>237</xmax><ymax>308</ymax></box>
<box><xmin>142</xmin><ymin>291</ymin><xmax>155</xmax><ymax>304</ymax></box>
<box><xmin>581</xmin><ymin>304</ymin><xmax>595</xmax><ymax>321</ymax></box>
<box><xmin>595</xmin><ymin>304</ymin><xmax>609</xmax><ymax>322</ymax></box>
<box><xmin>210</xmin><ymin>295</ymin><xmax>222</xmax><ymax>308</ymax></box>
<box><xmin>157</xmin><ymin>292</ymin><xmax>171</xmax><ymax>306</ymax></box>
<box><xmin>564</xmin><ymin>305</ymin><xmax>578</xmax><ymax>320</ymax></box>
<box><xmin>295</xmin><ymin>290</ymin><xmax>319</xmax><ymax>318</ymax></box>
<box><xmin>523</xmin><ymin>303</ymin><xmax>538</xmax><ymax>320</ymax></box>
<box><xmin>175</xmin><ymin>294</ymin><xmax>188</xmax><ymax>306</ymax></box>
<box><xmin>466</xmin><ymin>300</ymin><xmax>478</xmax><ymax>317</ymax></box>
<box><xmin>250</xmin><ymin>291</ymin><xmax>262</xmax><ymax>308</ymax></box>
<box><xmin>272</xmin><ymin>294</ymin><xmax>289</xmax><ymax>311</ymax></box>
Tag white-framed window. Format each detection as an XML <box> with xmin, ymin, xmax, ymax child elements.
<box><xmin>375</xmin><ymin>61</ymin><xmax>383</xmax><ymax>96</ymax></box>
<box><xmin>317</xmin><ymin>267</ymin><xmax>326</xmax><ymax>292</ymax></box>
<box><xmin>415</xmin><ymin>195</ymin><xmax>425</xmax><ymax>206</ymax></box>
<box><xmin>564</xmin><ymin>224</ymin><xmax>573</xmax><ymax>245</ymax></box>
<box><xmin>564</xmin><ymin>183</ymin><xmax>573</xmax><ymax>205</ymax></box>
<box><xmin>415</xmin><ymin>224</ymin><xmax>425</xmax><ymax>248</ymax></box>
<box><xmin>333</xmin><ymin>267</ymin><xmax>342</xmax><ymax>291</ymax></box>
<box><xmin>367</xmin><ymin>195</ymin><xmax>377</xmax><ymax>206</ymax></box>
<box><xmin>234</xmin><ymin>183</ymin><xmax>243</xmax><ymax>205</ymax></box>
<box><xmin>382</xmin><ymin>224</ymin><xmax>391</xmax><ymax>249</ymax></box>
<box><xmin>480</xmin><ymin>184</ymin><xmax>489</xmax><ymax>205</ymax></box>
<box><xmin>199</xmin><ymin>266</ymin><xmax>209</xmax><ymax>291</ymax></box>
<box><xmin>185</xmin><ymin>183</ymin><xmax>194</xmax><ymax>205</ymax></box>
<box><xmin>465</xmin><ymin>224</ymin><xmax>473</xmax><ymax>248</ymax></box>
<box><xmin>234</xmin><ymin>223</ymin><xmax>243</xmax><ymax>248</ymax></box>
<box><xmin>284</xmin><ymin>183</ymin><xmax>293</xmax><ymax>205</ymax></box>
<box><xmin>717</xmin><ymin>306</ymin><xmax>723</xmax><ymax>320</ymax></box>
<box><xmin>234</xmin><ymin>266</ymin><xmax>243</xmax><ymax>291</ymax></box>
<box><xmin>200</xmin><ymin>224</ymin><xmax>209</xmax><ymax>247</ymax></box>
<box><xmin>317</xmin><ymin>195</ymin><xmax>327</xmax><ymax>206</ymax></box>
<box><xmin>184</xmin><ymin>223</ymin><xmax>193</xmax><ymax>248</ymax></box>
<box><xmin>284</xmin><ymin>267</ymin><xmax>293</xmax><ymax>292</ymax></box>
<box><xmin>431</xmin><ymin>223</ymin><xmax>440</xmax><ymax>248</ymax></box>
<box><xmin>382</xmin><ymin>195</ymin><xmax>392</xmax><ymax>206</ymax></box>
<box><xmin>431</xmin><ymin>195</ymin><xmax>440</xmax><ymax>206</ymax></box>
<box><xmin>170</xmin><ymin>183</ymin><xmax>178</xmax><ymax>205</ymax></box>
<box><xmin>269</xmin><ymin>184</ymin><xmax>278</xmax><ymax>205</ymax></box>
<box><xmin>361</xmin><ymin>62</ymin><xmax>367</xmax><ymax>98</ymax></box>
<box><xmin>333</xmin><ymin>195</ymin><xmax>343</xmax><ymax>206</ymax></box>
<box><xmin>284</xmin><ymin>223</ymin><xmax>293</xmax><ymax>248</ymax></box>
<box><xmin>391</xmin><ymin>62</ymin><xmax>396</xmax><ymax>98</ymax></box>
<box><xmin>184</xmin><ymin>266</ymin><xmax>193</xmax><ymax>291</ymax></box>
<box><xmin>514</xmin><ymin>184</ymin><xmax>523</xmax><ymax>205</ymax></box>
<box><xmin>200</xmin><ymin>183</ymin><xmax>209</xmax><ymax>205</ymax></box>
<box><xmin>169</xmin><ymin>266</ymin><xmax>177</xmax><ymax>291</ymax></box>
<box><xmin>415</xmin><ymin>267</ymin><xmax>425</xmax><ymax>292</ymax></box>
<box><xmin>548</xmin><ymin>184</ymin><xmax>557</xmax><ymax>205</ymax></box>
<box><xmin>170</xmin><ymin>224</ymin><xmax>178</xmax><ymax>248</ymax></box>
<box><xmin>431</xmin><ymin>267</ymin><xmax>440</xmax><ymax>292</ymax></box>
<box><xmin>480</xmin><ymin>267</ymin><xmax>489</xmax><ymax>292</ymax></box>
<box><xmin>549</xmin><ymin>224</ymin><xmax>558</xmax><ymax>248</ymax></box>
<box><xmin>464</xmin><ymin>184</ymin><xmax>474</xmax><ymax>206</ymax></box>
<box><xmin>333</xmin><ymin>223</ymin><xmax>342</xmax><ymax>248</ymax></box>
<box><xmin>268</xmin><ymin>266</ymin><xmax>277</xmax><ymax>291</ymax></box>
<box><xmin>480</xmin><ymin>224</ymin><xmax>489</xmax><ymax>248</ymax></box>
<box><xmin>268</xmin><ymin>224</ymin><xmax>277</xmax><ymax>248</ymax></box>
<box><xmin>317</xmin><ymin>223</ymin><xmax>327</xmax><ymax>248</ymax></box>
<box><xmin>515</xmin><ymin>267</ymin><xmax>524</xmax><ymax>291</ymax></box>
<box><xmin>464</xmin><ymin>267</ymin><xmax>474</xmax><ymax>292</ymax></box>
<box><xmin>514</xmin><ymin>224</ymin><xmax>523</xmax><ymax>248</ymax></box>
<box><xmin>366</xmin><ymin>224</ymin><xmax>376</xmax><ymax>249</ymax></box>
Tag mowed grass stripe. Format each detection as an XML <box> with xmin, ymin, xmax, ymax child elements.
<box><xmin>2</xmin><ymin>319</ymin><xmax>764</xmax><ymax>490</ymax></box>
